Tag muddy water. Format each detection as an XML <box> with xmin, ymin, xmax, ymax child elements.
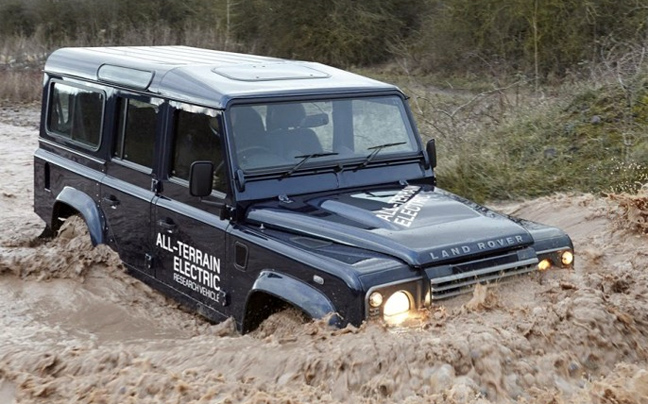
<box><xmin>1</xmin><ymin>113</ymin><xmax>648</xmax><ymax>403</ymax></box>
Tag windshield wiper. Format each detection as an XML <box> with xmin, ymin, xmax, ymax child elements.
<box><xmin>282</xmin><ymin>152</ymin><xmax>339</xmax><ymax>178</ymax></box>
<box><xmin>357</xmin><ymin>141</ymin><xmax>406</xmax><ymax>169</ymax></box>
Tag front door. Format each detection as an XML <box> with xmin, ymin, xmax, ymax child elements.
<box><xmin>153</xmin><ymin>105</ymin><xmax>232</xmax><ymax>321</ymax></box>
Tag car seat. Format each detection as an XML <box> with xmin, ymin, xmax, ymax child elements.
<box><xmin>266</xmin><ymin>104</ymin><xmax>323</xmax><ymax>157</ymax></box>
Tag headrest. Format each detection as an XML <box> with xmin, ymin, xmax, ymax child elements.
<box><xmin>266</xmin><ymin>103</ymin><xmax>306</xmax><ymax>131</ymax></box>
<box><xmin>232</xmin><ymin>107</ymin><xmax>265</xmax><ymax>135</ymax></box>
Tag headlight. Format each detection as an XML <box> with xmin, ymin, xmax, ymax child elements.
<box><xmin>561</xmin><ymin>250</ymin><xmax>574</xmax><ymax>266</ymax></box>
<box><xmin>365</xmin><ymin>281</ymin><xmax>422</xmax><ymax>325</ymax></box>
<box><xmin>383</xmin><ymin>291</ymin><xmax>411</xmax><ymax>317</ymax></box>
<box><xmin>538</xmin><ymin>259</ymin><xmax>551</xmax><ymax>271</ymax></box>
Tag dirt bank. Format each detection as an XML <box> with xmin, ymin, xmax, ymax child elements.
<box><xmin>1</xmin><ymin>110</ymin><xmax>647</xmax><ymax>403</ymax></box>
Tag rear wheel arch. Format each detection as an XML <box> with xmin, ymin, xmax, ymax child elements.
<box><xmin>53</xmin><ymin>186</ymin><xmax>105</xmax><ymax>246</ymax></box>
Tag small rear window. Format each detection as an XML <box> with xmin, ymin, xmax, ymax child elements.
<box><xmin>47</xmin><ymin>82</ymin><xmax>104</xmax><ymax>148</ymax></box>
<box><xmin>97</xmin><ymin>65</ymin><xmax>154</xmax><ymax>90</ymax></box>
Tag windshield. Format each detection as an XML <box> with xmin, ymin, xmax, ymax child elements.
<box><xmin>228</xmin><ymin>95</ymin><xmax>419</xmax><ymax>173</ymax></box>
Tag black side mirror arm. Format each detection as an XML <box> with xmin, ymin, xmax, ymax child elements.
<box><xmin>198</xmin><ymin>199</ymin><xmax>234</xmax><ymax>221</ymax></box>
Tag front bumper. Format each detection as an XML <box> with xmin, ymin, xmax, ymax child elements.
<box><xmin>365</xmin><ymin>245</ymin><xmax>574</xmax><ymax>325</ymax></box>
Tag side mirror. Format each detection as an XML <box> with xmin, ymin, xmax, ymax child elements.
<box><xmin>426</xmin><ymin>139</ymin><xmax>437</xmax><ymax>169</ymax></box>
<box><xmin>189</xmin><ymin>161</ymin><xmax>214</xmax><ymax>197</ymax></box>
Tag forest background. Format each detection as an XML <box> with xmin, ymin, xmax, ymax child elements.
<box><xmin>2</xmin><ymin>0</ymin><xmax>648</xmax><ymax>202</ymax></box>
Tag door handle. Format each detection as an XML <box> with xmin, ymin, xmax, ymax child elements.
<box><xmin>157</xmin><ymin>219</ymin><xmax>177</xmax><ymax>233</ymax></box>
<box><xmin>102</xmin><ymin>195</ymin><xmax>120</xmax><ymax>207</ymax></box>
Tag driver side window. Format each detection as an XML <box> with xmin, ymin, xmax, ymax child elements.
<box><xmin>171</xmin><ymin>107</ymin><xmax>228</xmax><ymax>194</ymax></box>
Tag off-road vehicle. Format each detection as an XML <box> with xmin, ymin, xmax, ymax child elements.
<box><xmin>34</xmin><ymin>46</ymin><xmax>574</xmax><ymax>332</ymax></box>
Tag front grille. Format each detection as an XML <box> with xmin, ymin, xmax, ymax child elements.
<box><xmin>428</xmin><ymin>255</ymin><xmax>538</xmax><ymax>300</ymax></box>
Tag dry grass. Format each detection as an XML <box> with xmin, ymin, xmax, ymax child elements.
<box><xmin>363</xmin><ymin>62</ymin><xmax>648</xmax><ymax>203</ymax></box>
<box><xmin>0</xmin><ymin>25</ymin><xmax>232</xmax><ymax>105</ymax></box>
<box><xmin>0</xmin><ymin>69</ymin><xmax>42</xmax><ymax>105</ymax></box>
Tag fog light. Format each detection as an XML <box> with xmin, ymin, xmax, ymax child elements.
<box><xmin>369</xmin><ymin>291</ymin><xmax>383</xmax><ymax>308</ymax></box>
<box><xmin>561</xmin><ymin>250</ymin><xmax>574</xmax><ymax>266</ymax></box>
<box><xmin>538</xmin><ymin>259</ymin><xmax>551</xmax><ymax>271</ymax></box>
<box><xmin>424</xmin><ymin>290</ymin><xmax>431</xmax><ymax>307</ymax></box>
<box><xmin>383</xmin><ymin>291</ymin><xmax>411</xmax><ymax>317</ymax></box>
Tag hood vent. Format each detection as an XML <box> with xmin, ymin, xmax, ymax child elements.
<box><xmin>291</xmin><ymin>236</ymin><xmax>333</xmax><ymax>249</ymax></box>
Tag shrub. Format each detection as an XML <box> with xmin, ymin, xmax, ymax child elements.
<box><xmin>231</xmin><ymin>0</ymin><xmax>426</xmax><ymax>66</ymax></box>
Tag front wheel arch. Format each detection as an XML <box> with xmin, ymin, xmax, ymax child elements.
<box><xmin>242</xmin><ymin>271</ymin><xmax>342</xmax><ymax>333</ymax></box>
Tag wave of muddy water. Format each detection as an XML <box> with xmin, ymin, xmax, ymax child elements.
<box><xmin>1</xmin><ymin>109</ymin><xmax>648</xmax><ymax>403</ymax></box>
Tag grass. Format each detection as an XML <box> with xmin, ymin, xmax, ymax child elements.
<box><xmin>359</xmin><ymin>68</ymin><xmax>648</xmax><ymax>203</ymax></box>
<box><xmin>0</xmin><ymin>69</ymin><xmax>42</xmax><ymax>105</ymax></box>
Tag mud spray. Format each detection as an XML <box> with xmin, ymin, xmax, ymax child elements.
<box><xmin>1</xmin><ymin>114</ymin><xmax>648</xmax><ymax>403</ymax></box>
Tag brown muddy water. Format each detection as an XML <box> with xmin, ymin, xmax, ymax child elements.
<box><xmin>1</xmin><ymin>108</ymin><xmax>648</xmax><ymax>403</ymax></box>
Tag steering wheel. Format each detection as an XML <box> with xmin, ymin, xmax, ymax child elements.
<box><xmin>214</xmin><ymin>160</ymin><xmax>225</xmax><ymax>175</ymax></box>
<box><xmin>238</xmin><ymin>146</ymin><xmax>273</xmax><ymax>160</ymax></box>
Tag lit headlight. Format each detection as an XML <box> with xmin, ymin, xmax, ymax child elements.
<box><xmin>383</xmin><ymin>291</ymin><xmax>411</xmax><ymax>317</ymax></box>
<box><xmin>538</xmin><ymin>259</ymin><xmax>551</xmax><ymax>271</ymax></box>
<box><xmin>561</xmin><ymin>250</ymin><xmax>574</xmax><ymax>266</ymax></box>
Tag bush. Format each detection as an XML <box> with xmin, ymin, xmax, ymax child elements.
<box><xmin>395</xmin><ymin>70</ymin><xmax>648</xmax><ymax>202</ymax></box>
<box><xmin>231</xmin><ymin>0</ymin><xmax>426</xmax><ymax>66</ymax></box>
<box><xmin>412</xmin><ymin>0</ymin><xmax>648</xmax><ymax>80</ymax></box>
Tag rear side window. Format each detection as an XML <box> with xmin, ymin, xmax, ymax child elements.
<box><xmin>47</xmin><ymin>82</ymin><xmax>104</xmax><ymax>148</ymax></box>
<box><xmin>113</xmin><ymin>98</ymin><xmax>159</xmax><ymax>168</ymax></box>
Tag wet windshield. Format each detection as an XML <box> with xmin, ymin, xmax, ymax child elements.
<box><xmin>228</xmin><ymin>95</ymin><xmax>419</xmax><ymax>173</ymax></box>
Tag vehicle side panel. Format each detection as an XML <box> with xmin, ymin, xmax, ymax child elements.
<box><xmin>226</xmin><ymin>225</ymin><xmax>366</xmax><ymax>328</ymax></box>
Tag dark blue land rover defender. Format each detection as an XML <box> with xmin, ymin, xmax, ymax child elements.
<box><xmin>34</xmin><ymin>46</ymin><xmax>574</xmax><ymax>332</ymax></box>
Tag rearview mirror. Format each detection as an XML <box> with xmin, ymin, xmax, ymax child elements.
<box><xmin>426</xmin><ymin>139</ymin><xmax>437</xmax><ymax>169</ymax></box>
<box><xmin>189</xmin><ymin>161</ymin><xmax>214</xmax><ymax>197</ymax></box>
<box><xmin>300</xmin><ymin>113</ymin><xmax>329</xmax><ymax>128</ymax></box>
